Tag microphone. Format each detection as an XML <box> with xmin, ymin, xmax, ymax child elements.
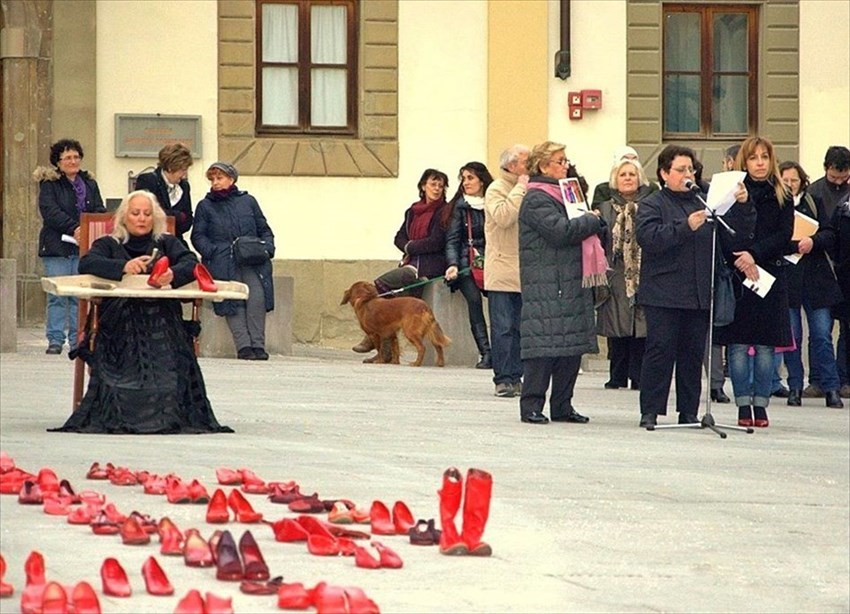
<box><xmin>684</xmin><ymin>179</ymin><xmax>701</xmax><ymax>192</ymax></box>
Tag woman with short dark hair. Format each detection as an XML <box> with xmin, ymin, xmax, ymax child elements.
<box><xmin>133</xmin><ymin>143</ymin><xmax>195</xmax><ymax>243</ymax></box>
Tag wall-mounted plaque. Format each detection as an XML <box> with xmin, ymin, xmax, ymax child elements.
<box><xmin>114</xmin><ymin>114</ymin><xmax>202</xmax><ymax>158</ymax></box>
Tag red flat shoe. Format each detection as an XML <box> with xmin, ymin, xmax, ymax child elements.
<box><xmin>342</xmin><ymin>586</ymin><xmax>380</xmax><ymax>614</ymax></box>
<box><xmin>36</xmin><ymin>468</ymin><xmax>60</xmax><ymax>493</ymax></box>
<box><xmin>128</xmin><ymin>511</ymin><xmax>158</xmax><ymax>534</ymax></box>
<box><xmin>239</xmin><ymin>469</ymin><xmax>268</xmax><ymax>494</ymax></box>
<box><xmin>108</xmin><ymin>468</ymin><xmax>137</xmax><ymax>487</ymax></box>
<box><xmin>313</xmin><ymin>582</ymin><xmax>347</xmax><ymax>613</ymax></box>
<box><xmin>353</xmin><ymin>545</ymin><xmax>381</xmax><ymax>569</ymax></box>
<box><xmin>18</xmin><ymin>481</ymin><xmax>43</xmax><ymax>505</ymax></box>
<box><xmin>228</xmin><ymin>489</ymin><xmax>263</xmax><ymax>523</ymax></box>
<box><xmin>40</xmin><ymin>581</ymin><xmax>67</xmax><ymax>614</ymax></box>
<box><xmin>70</xmin><ymin>581</ymin><xmax>100</xmax><ymax>614</ymax></box>
<box><xmin>166</xmin><ymin>477</ymin><xmax>191</xmax><ymax>504</ymax></box>
<box><xmin>270</xmin><ymin>518</ymin><xmax>309</xmax><ymax>542</ymax></box>
<box><xmin>141</xmin><ymin>556</ymin><xmax>173</xmax><ymax>596</ymax></box>
<box><xmin>188</xmin><ymin>479</ymin><xmax>210</xmax><ymax>504</ymax></box>
<box><xmin>90</xmin><ymin>512</ymin><xmax>120</xmax><ymax>535</ymax></box>
<box><xmin>67</xmin><ymin>505</ymin><xmax>93</xmax><ymax>525</ymax></box>
<box><xmin>392</xmin><ymin>501</ymin><xmax>415</xmax><ymax>535</ymax></box>
<box><xmin>77</xmin><ymin>490</ymin><xmax>105</xmax><ymax>506</ymax></box>
<box><xmin>216</xmin><ymin>468</ymin><xmax>242</xmax><ymax>486</ymax></box>
<box><xmin>307</xmin><ymin>534</ymin><xmax>340</xmax><ymax>556</ymax></box>
<box><xmin>100</xmin><ymin>558</ymin><xmax>131</xmax><ymax>597</ymax></box>
<box><xmin>372</xmin><ymin>541</ymin><xmax>403</xmax><ymax>568</ymax></box>
<box><xmin>0</xmin><ymin>553</ymin><xmax>14</xmax><ymax>597</ymax></box>
<box><xmin>408</xmin><ymin>518</ymin><xmax>442</xmax><ymax>546</ymax></box>
<box><xmin>294</xmin><ymin>515</ymin><xmax>334</xmax><ymax>539</ymax></box>
<box><xmin>174</xmin><ymin>589</ymin><xmax>205</xmax><ymax>614</ymax></box>
<box><xmin>321</xmin><ymin>498</ymin><xmax>355</xmax><ymax>512</ymax></box>
<box><xmin>240</xmin><ymin>576</ymin><xmax>283</xmax><ymax>596</ymax></box>
<box><xmin>85</xmin><ymin>462</ymin><xmax>111</xmax><ymax>480</ymax></box>
<box><xmin>25</xmin><ymin>551</ymin><xmax>46</xmax><ymax>587</ymax></box>
<box><xmin>205</xmin><ymin>592</ymin><xmax>234</xmax><ymax>614</ymax></box>
<box><xmin>157</xmin><ymin>517</ymin><xmax>184</xmax><ymax>556</ymax></box>
<box><xmin>215</xmin><ymin>531</ymin><xmax>243</xmax><ymax>581</ymax></box>
<box><xmin>147</xmin><ymin>256</ymin><xmax>170</xmax><ymax>288</ymax></box>
<box><xmin>101</xmin><ymin>503</ymin><xmax>126</xmax><ymax>523</ymax></box>
<box><xmin>120</xmin><ymin>516</ymin><xmax>151</xmax><ymax>545</ymax></box>
<box><xmin>42</xmin><ymin>494</ymin><xmax>72</xmax><ymax>516</ymax></box>
<box><xmin>239</xmin><ymin>530</ymin><xmax>270</xmax><ymax>581</ymax></box>
<box><xmin>57</xmin><ymin>480</ymin><xmax>80</xmax><ymax>504</ymax></box>
<box><xmin>369</xmin><ymin>500</ymin><xmax>395</xmax><ymax>535</ymax></box>
<box><xmin>0</xmin><ymin>451</ymin><xmax>14</xmax><ymax>473</ymax></box>
<box><xmin>206</xmin><ymin>488</ymin><xmax>229</xmax><ymax>523</ymax></box>
<box><xmin>328</xmin><ymin>501</ymin><xmax>355</xmax><ymax>524</ymax></box>
<box><xmin>194</xmin><ymin>263</ymin><xmax>218</xmax><ymax>292</ymax></box>
<box><xmin>288</xmin><ymin>493</ymin><xmax>325</xmax><ymax>514</ymax></box>
<box><xmin>183</xmin><ymin>529</ymin><xmax>214</xmax><ymax>567</ymax></box>
<box><xmin>277</xmin><ymin>582</ymin><xmax>314</xmax><ymax>610</ymax></box>
<box><xmin>268</xmin><ymin>483</ymin><xmax>303</xmax><ymax>504</ymax></box>
<box><xmin>143</xmin><ymin>475</ymin><xmax>168</xmax><ymax>495</ymax></box>
<box><xmin>0</xmin><ymin>468</ymin><xmax>29</xmax><ymax>494</ymax></box>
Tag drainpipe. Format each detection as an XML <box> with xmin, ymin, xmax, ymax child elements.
<box><xmin>554</xmin><ymin>0</ymin><xmax>570</xmax><ymax>80</ymax></box>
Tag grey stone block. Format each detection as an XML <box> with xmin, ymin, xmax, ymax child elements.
<box><xmin>0</xmin><ymin>260</ymin><xmax>17</xmax><ymax>353</ymax></box>
<box><xmin>420</xmin><ymin>281</ymin><xmax>483</xmax><ymax>367</ymax></box>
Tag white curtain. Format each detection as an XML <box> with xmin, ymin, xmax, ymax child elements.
<box><xmin>262</xmin><ymin>4</ymin><xmax>298</xmax><ymax>126</ymax></box>
<box><xmin>310</xmin><ymin>5</ymin><xmax>347</xmax><ymax>127</ymax></box>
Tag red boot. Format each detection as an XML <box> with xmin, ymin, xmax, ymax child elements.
<box><xmin>460</xmin><ymin>468</ymin><xmax>492</xmax><ymax>556</ymax></box>
<box><xmin>438</xmin><ymin>468</ymin><xmax>468</xmax><ymax>555</ymax></box>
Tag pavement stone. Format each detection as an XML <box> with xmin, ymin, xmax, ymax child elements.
<box><xmin>1</xmin><ymin>328</ymin><xmax>848</xmax><ymax>613</ymax></box>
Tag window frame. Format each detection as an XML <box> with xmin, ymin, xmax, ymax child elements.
<box><xmin>662</xmin><ymin>3</ymin><xmax>759</xmax><ymax>140</ymax></box>
<box><xmin>255</xmin><ymin>0</ymin><xmax>358</xmax><ymax>137</ymax></box>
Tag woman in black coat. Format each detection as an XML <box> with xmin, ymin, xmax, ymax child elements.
<box><xmin>636</xmin><ymin>145</ymin><xmax>750</xmax><ymax>428</ymax></box>
<box><xmin>831</xmin><ymin>197</ymin><xmax>850</xmax><ymax>386</ymax></box>
<box><xmin>192</xmin><ymin>162</ymin><xmax>275</xmax><ymax>361</ymax></box>
<box><xmin>394</xmin><ymin>168</ymin><xmax>450</xmax><ymax>284</ymax></box>
<box><xmin>443</xmin><ymin>162</ymin><xmax>494</xmax><ymax>369</ymax></box>
<box><xmin>50</xmin><ymin>191</ymin><xmax>232</xmax><ymax>434</ymax></box>
<box><xmin>133</xmin><ymin>143</ymin><xmax>194</xmax><ymax>244</ymax></box>
<box><xmin>518</xmin><ymin>141</ymin><xmax>605</xmax><ymax>425</ymax></box>
<box><xmin>714</xmin><ymin>136</ymin><xmax>794</xmax><ymax>428</ymax></box>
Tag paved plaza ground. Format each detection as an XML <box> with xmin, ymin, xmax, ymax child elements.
<box><xmin>1</xmin><ymin>328</ymin><xmax>848</xmax><ymax>613</ymax></box>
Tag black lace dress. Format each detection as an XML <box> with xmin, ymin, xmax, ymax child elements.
<box><xmin>50</xmin><ymin>233</ymin><xmax>233</xmax><ymax>434</ymax></box>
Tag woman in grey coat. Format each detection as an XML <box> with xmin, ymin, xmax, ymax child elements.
<box><xmin>594</xmin><ymin>159</ymin><xmax>654</xmax><ymax>391</ymax></box>
<box><xmin>518</xmin><ymin>141</ymin><xmax>606</xmax><ymax>425</ymax></box>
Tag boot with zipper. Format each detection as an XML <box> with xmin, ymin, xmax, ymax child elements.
<box><xmin>471</xmin><ymin>323</ymin><xmax>491</xmax><ymax>369</ymax></box>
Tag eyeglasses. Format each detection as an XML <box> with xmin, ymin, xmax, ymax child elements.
<box><xmin>550</xmin><ymin>158</ymin><xmax>570</xmax><ymax>166</ymax></box>
<box><xmin>670</xmin><ymin>166</ymin><xmax>695</xmax><ymax>174</ymax></box>
<box><xmin>59</xmin><ymin>154</ymin><xmax>81</xmax><ymax>162</ymax></box>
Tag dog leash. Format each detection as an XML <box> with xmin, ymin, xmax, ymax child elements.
<box><xmin>376</xmin><ymin>267</ymin><xmax>473</xmax><ymax>298</ymax></box>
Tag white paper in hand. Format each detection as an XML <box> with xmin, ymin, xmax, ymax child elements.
<box><xmin>706</xmin><ymin>171</ymin><xmax>746</xmax><ymax>216</ymax></box>
<box><xmin>741</xmin><ymin>265</ymin><xmax>775</xmax><ymax>298</ymax></box>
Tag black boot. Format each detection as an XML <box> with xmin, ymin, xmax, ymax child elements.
<box><xmin>787</xmin><ymin>389</ymin><xmax>802</xmax><ymax>406</ymax></box>
<box><xmin>471</xmin><ymin>323</ymin><xmax>491</xmax><ymax>369</ymax></box>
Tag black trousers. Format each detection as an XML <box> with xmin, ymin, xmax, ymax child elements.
<box><xmin>520</xmin><ymin>355</ymin><xmax>582</xmax><ymax>419</ymax></box>
<box><xmin>607</xmin><ymin>336</ymin><xmax>645</xmax><ymax>387</ymax></box>
<box><xmin>639</xmin><ymin>306</ymin><xmax>709</xmax><ymax>416</ymax></box>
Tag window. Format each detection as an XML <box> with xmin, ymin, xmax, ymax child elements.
<box><xmin>256</xmin><ymin>0</ymin><xmax>358</xmax><ymax>135</ymax></box>
<box><xmin>663</xmin><ymin>4</ymin><xmax>758</xmax><ymax>139</ymax></box>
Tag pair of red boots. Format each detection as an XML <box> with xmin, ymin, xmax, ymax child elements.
<box><xmin>438</xmin><ymin>467</ymin><xmax>493</xmax><ymax>556</ymax></box>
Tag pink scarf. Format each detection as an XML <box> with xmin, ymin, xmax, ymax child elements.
<box><xmin>527</xmin><ymin>182</ymin><xmax>609</xmax><ymax>288</ymax></box>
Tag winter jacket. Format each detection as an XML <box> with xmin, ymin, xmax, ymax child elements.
<box><xmin>133</xmin><ymin>167</ymin><xmax>193</xmax><ymax>241</ymax></box>
<box><xmin>809</xmin><ymin>176</ymin><xmax>850</xmax><ymax>220</ymax></box>
<box><xmin>34</xmin><ymin>166</ymin><xmax>105</xmax><ymax>258</ymax></box>
<box><xmin>79</xmin><ymin>233</ymin><xmax>197</xmax><ymax>288</ymax></box>
<box><xmin>518</xmin><ymin>175</ymin><xmax>603</xmax><ymax>359</ymax></box>
<box><xmin>483</xmin><ymin>170</ymin><xmax>525</xmax><ymax>292</ymax></box>
<box><xmin>785</xmin><ymin>191</ymin><xmax>843</xmax><ymax>310</ymax></box>
<box><xmin>594</xmin><ymin>185</ymin><xmax>654</xmax><ymax>338</ymax></box>
<box><xmin>831</xmin><ymin>200</ymin><xmax>850</xmax><ymax>320</ymax></box>
<box><xmin>192</xmin><ymin>189</ymin><xmax>275</xmax><ymax>317</ymax></box>
<box><xmin>444</xmin><ymin>197</ymin><xmax>485</xmax><ymax>289</ymax></box>
<box><xmin>393</xmin><ymin>203</ymin><xmax>447</xmax><ymax>279</ymax></box>
<box><xmin>714</xmin><ymin>177</ymin><xmax>793</xmax><ymax>347</ymax></box>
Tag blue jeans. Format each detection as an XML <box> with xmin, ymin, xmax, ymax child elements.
<box><xmin>785</xmin><ymin>305</ymin><xmax>840</xmax><ymax>391</ymax></box>
<box><xmin>487</xmin><ymin>291</ymin><xmax>522</xmax><ymax>385</ymax></box>
<box><xmin>42</xmin><ymin>256</ymin><xmax>79</xmax><ymax>348</ymax></box>
<box><xmin>728</xmin><ymin>344</ymin><xmax>773</xmax><ymax>407</ymax></box>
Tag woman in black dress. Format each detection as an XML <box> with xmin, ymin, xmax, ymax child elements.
<box><xmin>50</xmin><ymin>190</ymin><xmax>232</xmax><ymax>434</ymax></box>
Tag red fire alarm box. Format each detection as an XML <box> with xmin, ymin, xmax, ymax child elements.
<box><xmin>569</xmin><ymin>107</ymin><xmax>583</xmax><ymax>120</ymax></box>
<box><xmin>569</xmin><ymin>92</ymin><xmax>582</xmax><ymax>107</ymax></box>
<box><xmin>581</xmin><ymin>89</ymin><xmax>602</xmax><ymax>109</ymax></box>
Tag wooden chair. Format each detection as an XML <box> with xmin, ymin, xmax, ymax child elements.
<box><xmin>72</xmin><ymin>213</ymin><xmax>200</xmax><ymax>411</ymax></box>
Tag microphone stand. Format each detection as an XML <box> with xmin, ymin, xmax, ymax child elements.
<box><xmin>648</xmin><ymin>187</ymin><xmax>754</xmax><ymax>438</ymax></box>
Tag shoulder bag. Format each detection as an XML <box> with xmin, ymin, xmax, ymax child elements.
<box><xmin>466</xmin><ymin>211</ymin><xmax>485</xmax><ymax>291</ymax></box>
<box><xmin>232</xmin><ymin>236</ymin><xmax>269</xmax><ymax>266</ymax></box>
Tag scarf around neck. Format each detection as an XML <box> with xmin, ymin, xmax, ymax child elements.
<box><xmin>611</xmin><ymin>195</ymin><xmax>641</xmax><ymax>298</ymax></box>
<box><xmin>527</xmin><ymin>180</ymin><xmax>609</xmax><ymax>288</ymax></box>
<box><xmin>408</xmin><ymin>198</ymin><xmax>443</xmax><ymax>240</ymax></box>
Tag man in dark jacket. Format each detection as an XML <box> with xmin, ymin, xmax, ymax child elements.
<box><xmin>133</xmin><ymin>143</ymin><xmax>194</xmax><ymax>244</ymax></box>
<box><xmin>35</xmin><ymin>139</ymin><xmax>105</xmax><ymax>354</ymax></box>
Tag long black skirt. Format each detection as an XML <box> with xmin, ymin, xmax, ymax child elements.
<box><xmin>50</xmin><ymin>299</ymin><xmax>233</xmax><ymax>435</ymax></box>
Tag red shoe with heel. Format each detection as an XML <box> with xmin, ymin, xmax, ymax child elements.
<box><xmin>147</xmin><ymin>256</ymin><xmax>170</xmax><ymax>289</ymax></box>
<box><xmin>194</xmin><ymin>264</ymin><xmax>218</xmax><ymax>292</ymax></box>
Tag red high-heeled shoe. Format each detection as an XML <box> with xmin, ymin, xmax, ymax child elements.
<box><xmin>206</xmin><ymin>489</ymin><xmax>229</xmax><ymax>523</ymax></box>
<box><xmin>369</xmin><ymin>500</ymin><xmax>395</xmax><ymax>535</ymax></box>
<box><xmin>147</xmin><ymin>256</ymin><xmax>170</xmax><ymax>288</ymax></box>
<box><xmin>166</xmin><ymin>477</ymin><xmax>191</xmax><ymax>504</ymax></box>
<box><xmin>307</xmin><ymin>534</ymin><xmax>340</xmax><ymax>556</ymax></box>
<box><xmin>214</xmin><ymin>531</ymin><xmax>243</xmax><ymax>581</ymax></box>
<box><xmin>239</xmin><ymin>469</ymin><xmax>267</xmax><ymax>494</ymax></box>
<box><xmin>157</xmin><ymin>517</ymin><xmax>184</xmax><ymax>556</ymax></box>
<box><xmin>120</xmin><ymin>516</ymin><xmax>151</xmax><ymax>545</ymax></box>
<box><xmin>277</xmin><ymin>582</ymin><xmax>314</xmax><ymax>610</ymax></box>
<box><xmin>90</xmin><ymin>512</ymin><xmax>121</xmax><ymax>535</ymax></box>
<box><xmin>204</xmin><ymin>592</ymin><xmax>233</xmax><ymax>614</ymax></box>
<box><xmin>194</xmin><ymin>263</ymin><xmax>218</xmax><ymax>292</ymax></box>
<box><xmin>392</xmin><ymin>501</ymin><xmax>415</xmax><ymax>535</ymax></box>
<box><xmin>100</xmin><ymin>558</ymin><xmax>131</xmax><ymax>597</ymax></box>
<box><xmin>36</xmin><ymin>468</ymin><xmax>60</xmax><ymax>493</ymax></box>
<box><xmin>239</xmin><ymin>530</ymin><xmax>270</xmax><ymax>581</ymax></box>
<box><xmin>128</xmin><ymin>511</ymin><xmax>158</xmax><ymax>534</ymax></box>
<box><xmin>57</xmin><ymin>480</ymin><xmax>80</xmax><ymax>504</ymax></box>
<box><xmin>141</xmin><ymin>556</ymin><xmax>173</xmax><ymax>596</ymax></box>
<box><xmin>0</xmin><ymin>553</ymin><xmax>14</xmax><ymax>597</ymax></box>
<box><xmin>208</xmin><ymin>530</ymin><xmax>224</xmax><ymax>564</ymax></box>
<box><xmin>188</xmin><ymin>479</ymin><xmax>210</xmax><ymax>504</ymax></box>
<box><xmin>174</xmin><ymin>589</ymin><xmax>205</xmax><ymax>614</ymax></box>
<box><xmin>39</xmin><ymin>581</ymin><xmax>67</xmax><ymax>614</ymax></box>
<box><xmin>18</xmin><ymin>481</ymin><xmax>43</xmax><ymax>505</ymax></box>
<box><xmin>183</xmin><ymin>530</ymin><xmax>214</xmax><ymax>567</ymax></box>
<box><xmin>70</xmin><ymin>581</ymin><xmax>100</xmax><ymax>614</ymax></box>
<box><xmin>312</xmin><ymin>582</ymin><xmax>347</xmax><ymax>613</ymax></box>
<box><xmin>24</xmin><ymin>551</ymin><xmax>45</xmax><ymax>587</ymax></box>
<box><xmin>42</xmin><ymin>494</ymin><xmax>72</xmax><ymax>516</ymax></box>
<box><xmin>227</xmin><ymin>489</ymin><xmax>263</xmax><ymax>523</ymax></box>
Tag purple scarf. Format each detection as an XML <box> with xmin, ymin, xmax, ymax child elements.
<box><xmin>71</xmin><ymin>175</ymin><xmax>87</xmax><ymax>213</ymax></box>
<box><xmin>527</xmin><ymin>182</ymin><xmax>609</xmax><ymax>288</ymax></box>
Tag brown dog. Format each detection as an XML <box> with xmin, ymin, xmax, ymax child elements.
<box><xmin>340</xmin><ymin>281</ymin><xmax>451</xmax><ymax>367</ymax></box>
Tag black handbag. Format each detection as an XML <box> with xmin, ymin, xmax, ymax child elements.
<box><xmin>713</xmin><ymin>260</ymin><xmax>737</xmax><ymax>327</ymax></box>
<box><xmin>231</xmin><ymin>236</ymin><xmax>269</xmax><ymax>266</ymax></box>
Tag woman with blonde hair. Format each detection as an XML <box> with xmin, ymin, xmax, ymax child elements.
<box><xmin>594</xmin><ymin>158</ymin><xmax>654</xmax><ymax>391</ymax></box>
<box><xmin>715</xmin><ymin>136</ymin><xmax>794</xmax><ymax>428</ymax></box>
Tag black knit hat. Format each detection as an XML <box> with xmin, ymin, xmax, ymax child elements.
<box><xmin>206</xmin><ymin>161</ymin><xmax>238</xmax><ymax>181</ymax></box>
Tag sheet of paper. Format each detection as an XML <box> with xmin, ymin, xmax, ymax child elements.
<box><xmin>741</xmin><ymin>265</ymin><xmax>775</xmax><ymax>298</ymax></box>
<box><xmin>784</xmin><ymin>253</ymin><xmax>801</xmax><ymax>265</ymax></box>
<box><xmin>61</xmin><ymin>234</ymin><xmax>79</xmax><ymax>246</ymax></box>
<box><xmin>792</xmin><ymin>210</ymin><xmax>819</xmax><ymax>241</ymax></box>
<box><xmin>706</xmin><ymin>171</ymin><xmax>746</xmax><ymax>216</ymax></box>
